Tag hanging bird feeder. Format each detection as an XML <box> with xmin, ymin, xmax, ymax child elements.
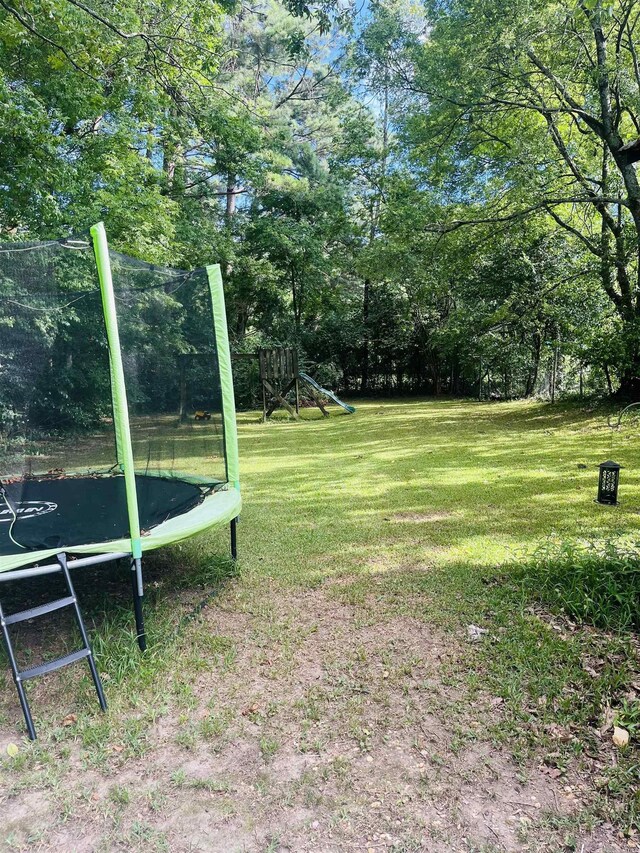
<box><xmin>596</xmin><ymin>460</ymin><xmax>621</xmax><ymax>505</ymax></box>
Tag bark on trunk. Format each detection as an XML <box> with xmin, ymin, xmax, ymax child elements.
<box><xmin>361</xmin><ymin>279</ymin><xmax>370</xmax><ymax>391</ymax></box>
<box><xmin>604</xmin><ymin>363</ymin><xmax>615</xmax><ymax>396</ymax></box>
<box><xmin>525</xmin><ymin>332</ymin><xmax>542</xmax><ymax>397</ymax></box>
<box><xmin>226</xmin><ymin>174</ymin><xmax>237</xmax><ymax>222</ymax></box>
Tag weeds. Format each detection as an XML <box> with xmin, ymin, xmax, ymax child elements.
<box><xmin>523</xmin><ymin>538</ymin><xmax>640</xmax><ymax>631</ymax></box>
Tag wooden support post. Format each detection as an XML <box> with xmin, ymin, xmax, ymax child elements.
<box><xmin>264</xmin><ymin>377</ymin><xmax>299</xmax><ymax>419</ymax></box>
<box><xmin>305</xmin><ymin>383</ymin><xmax>329</xmax><ymax>417</ymax></box>
<box><xmin>258</xmin><ymin>347</ymin><xmax>300</xmax><ymax>420</ymax></box>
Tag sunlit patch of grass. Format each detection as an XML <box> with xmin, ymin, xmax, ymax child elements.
<box><xmin>236</xmin><ymin>398</ymin><xmax>640</xmax><ymax>588</ymax></box>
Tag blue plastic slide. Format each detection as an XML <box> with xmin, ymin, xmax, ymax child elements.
<box><xmin>299</xmin><ymin>372</ymin><xmax>356</xmax><ymax>414</ymax></box>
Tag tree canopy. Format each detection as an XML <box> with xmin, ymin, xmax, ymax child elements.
<box><xmin>2</xmin><ymin>0</ymin><xmax>640</xmax><ymax>406</ymax></box>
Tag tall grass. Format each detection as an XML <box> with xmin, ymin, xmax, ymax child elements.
<box><xmin>524</xmin><ymin>538</ymin><xmax>640</xmax><ymax>631</ymax></box>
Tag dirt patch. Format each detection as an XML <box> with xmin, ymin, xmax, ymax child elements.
<box><xmin>388</xmin><ymin>511</ymin><xmax>457</xmax><ymax>523</ymax></box>
<box><xmin>2</xmin><ymin>789</ymin><xmax>52</xmax><ymax>846</ymax></box>
<box><xmin>0</xmin><ymin>583</ymin><xmax>631</xmax><ymax>852</ymax></box>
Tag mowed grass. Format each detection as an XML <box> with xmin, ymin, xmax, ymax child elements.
<box><xmin>238</xmin><ymin>399</ymin><xmax>640</xmax><ymax>639</ymax></box>
<box><xmin>237</xmin><ymin>399</ymin><xmax>640</xmax><ymax>831</ymax></box>
<box><xmin>237</xmin><ymin>398</ymin><xmax>640</xmax><ymax>586</ymax></box>
<box><xmin>1</xmin><ymin>397</ymin><xmax>639</xmax><ymax>845</ymax></box>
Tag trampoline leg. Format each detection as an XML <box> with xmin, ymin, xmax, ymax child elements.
<box><xmin>131</xmin><ymin>558</ymin><xmax>147</xmax><ymax>652</ymax></box>
<box><xmin>230</xmin><ymin>517</ymin><xmax>238</xmax><ymax>561</ymax></box>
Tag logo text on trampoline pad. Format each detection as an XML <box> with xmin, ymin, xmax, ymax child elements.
<box><xmin>0</xmin><ymin>501</ymin><xmax>58</xmax><ymax>522</ymax></box>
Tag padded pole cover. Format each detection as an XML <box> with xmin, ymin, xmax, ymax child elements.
<box><xmin>90</xmin><ymin>222</ymin><xmax>143</xmax><ymax>559</ymax></box>
<box><xmin>207</xmin><ymin>264</ymin><xmax>240</xmax><ymax>490</ymax></box>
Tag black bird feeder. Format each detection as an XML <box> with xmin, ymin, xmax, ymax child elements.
<box><xmin>597</xmin><ymin>460</ymin><xmax>621</xmax><ymax>505</ymax></box>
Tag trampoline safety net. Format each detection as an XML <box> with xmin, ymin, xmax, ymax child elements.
<box><xmin>109</xmin><ymin>250</ymin><xmax>226</xmax><ymax>485</ymax></box>
<box><xmin>0</xmin><ymin>234</ymin><xmax>228</xmax><ymax>559</ymax></box>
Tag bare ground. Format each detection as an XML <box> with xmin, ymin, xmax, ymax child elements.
<box><xmin>0</xmin><ymin>580</ymin><xmax>634</xmax><ymax>852</ymax></box>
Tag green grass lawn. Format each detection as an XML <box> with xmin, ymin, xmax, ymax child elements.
<box><xmin>236</xmin><ymin>400</ymin><xmax>639</xmax><ymax>835</ymax></box>
<box><xmin>1</xmin><ymin>397</ymin><xmax>639</xmax><ymax>851</ymax></box>
<box><xmin>237</xmin><ymin>398</ymin><xmax>640</xmax><ymax>586</ymax></box>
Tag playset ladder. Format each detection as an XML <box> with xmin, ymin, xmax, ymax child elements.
<box><xmin>0</xmin><ymin>552</ymin><xmax>107</xmax><ymax>740</ymax></box>
<box><xmin>259</xmin><ymin>347</ymin><xmax>300</xmax><ymax>420</ymax></box>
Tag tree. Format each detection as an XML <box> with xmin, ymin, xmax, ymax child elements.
<box><xmin>401</xmin><ymin>0</ymin><xmax>640</xmax><ymax>394</ymax></box>
<box><xmin>242</xmin><ymin>152</ymin><xmax>349</xmax><ymax>336</ymax></box>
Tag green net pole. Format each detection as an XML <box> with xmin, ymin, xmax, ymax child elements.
<box><xmin>90</xmin><ymin>222</ymin><xmax>142</xmax><ymax>559</ymax></box>
<box><xmin>207</xmin><ymin>264</ymin><xmax>240</xmax><ymax>490</ymax></box>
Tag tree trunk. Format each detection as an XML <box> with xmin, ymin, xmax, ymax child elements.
<box><xmin>291</xmin><ymin>267</ymin><xmax>301</xmax><ymax>335</ymax></box>
<box><xmin>615</xmin><ymin>369</ymin><xmax>640</xmax><ymax>399</ymax></box>
<box><xmin>223</xmin><ymin>173</ymin><xmax>237</xmax><ymax>285</ymax></box>
<box><xmin>361</xmin><ymin>279</ymin><xmax>370</xmax><ymax>391</ymax></box>
<box><xmin>226</xmin><ymin>173</ymin><xmax>237</xmax><ymax>222</ymax></box>
<box><xmin>235</xmin><ymin>307</ymin><xmax>248</xmax><ymax>340</ymax></box>
<box><xmin>604</xmin><ymin>363</ymin><xmax>615</xmax><ymax>396</ymax></box>
<box><xmin>525</xmin><ymin>331</ymin><xmax>542</xmax><ymax>397</ymax></box>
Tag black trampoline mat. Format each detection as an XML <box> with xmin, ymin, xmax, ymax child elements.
<box><xmin>0</xmin><ymin>474</ymin><xmax>204</xmax><ymax>556</ymax></box>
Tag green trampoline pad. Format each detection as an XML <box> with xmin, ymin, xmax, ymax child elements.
<box><xmin>0</xmin><ymin>475</ymin><xmax>241</xmax><ymax>573</ymax></box>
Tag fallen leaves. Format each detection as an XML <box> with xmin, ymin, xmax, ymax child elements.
<box><xmin>613</xmin><ymin>726</ymin><xmax>630</xmax><ymax>749</ymax></box>
<box><xmin>544</xmin><ymin>767</ymin><xmax>563</xmax><ymax>779</ymax></box>
<box><xmin>545</xmin><ymin>723</ymin><xmax>573</xmax><ymax>743</ymax></box>
<box><xmin>6</xmin><ymin>743</ymin><xmax>19</xmax><ymax>758</ymax></box>
<box><xmin>599</xmin><ymin>706</ymin><xmax>615</xmax><ymax>737</ymax></box>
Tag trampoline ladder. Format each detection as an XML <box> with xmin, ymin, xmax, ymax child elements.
<box><xmin>0</xmin><ymin>552</ymin><xmax>107</xmax><ymax>740</ymax></box>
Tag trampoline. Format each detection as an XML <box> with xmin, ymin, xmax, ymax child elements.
<box><xmin>0</xmin><ymin>223</ymin><xmax>241</xmax><ymax>734</ymax></box>
<box><xmin>0</xmin><ymin>473</ymin><xmax>240</xmax><ymax>570</ymax></box>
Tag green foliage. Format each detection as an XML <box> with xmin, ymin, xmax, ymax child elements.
<box><xmin>396</xmin><ymin>0</ymin><xmax>640</xmax><ymax>393</ymax></box>
<box><xmin>524</xmin><ymin>539</ymin><xmax>640</xmax><ymax>632</ymax></box>
<box><xmin>1</xmin><ymin>0</ymin><xmax>640</xmax><ymax>400</ymax></box>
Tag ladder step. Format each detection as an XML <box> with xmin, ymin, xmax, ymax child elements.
<box><xmin>4</xmin><ymin>596</ymin><xmax>76</xmax><ymax>626</ymax></box>
<box><xmin>19</xmin><ymin>648</ymin><xmax>91</xmax><ymax>681</ymax></box>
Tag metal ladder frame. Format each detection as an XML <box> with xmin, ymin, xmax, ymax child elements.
<box><xmin>0</xmin><ymin>552</ymin><xmax>110</xmax><ymax>739</ymax></box>
<box><xmin>0</xmin><ymin>527</ymin><xmax>238</xmax><ymax>738</ymax></box>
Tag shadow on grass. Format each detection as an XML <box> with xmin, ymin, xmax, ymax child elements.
<box><xmin>234</xmin><ymin>397</ymin><xmax>640</xmax><ymax>591</ymax></box>
<box><xmin>329</xmin><ymin>555</ymin><xmax>639</xmax><ymax>827</ymax></box>
<box><xmin>0</xmin><ymin>536</ymin><xmax>239</xmax><ymax>688</ymax></box>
